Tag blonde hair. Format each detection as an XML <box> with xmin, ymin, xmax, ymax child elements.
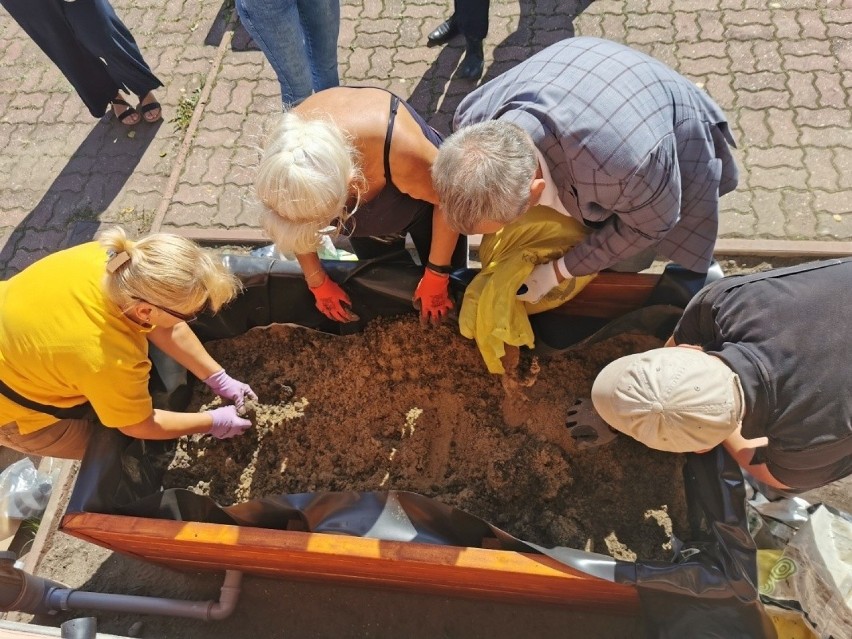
<box><xmin>433</xmin><ymin>121</ymin><xmax>538</xmax><ymax>234</ymax></box>
<box><xmin>99</xmin><ymin>227</ymin><xmax>240</xmax><ymax>315</ymax></box>
<box><xmin>256</xmin><ymin>111</ymin><xmax>363</xmax><ymax>255</ymax></box>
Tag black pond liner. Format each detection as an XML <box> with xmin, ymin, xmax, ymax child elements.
<box><xmin>67</xmin><ymin>253</ymin><xmax>776</xmax><ymax>639</ymax></box>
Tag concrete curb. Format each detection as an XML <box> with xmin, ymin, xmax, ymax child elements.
<box><xmin>21</xmin><ymin>459</ymin><xmax>77</xmax><ymax>579</ymax></box>
<box><xmin>0</xmin><ymin>618</ymin><xmax>131</xmax><ymax>638</ymax></box>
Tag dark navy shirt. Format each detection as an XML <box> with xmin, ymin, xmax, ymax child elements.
<box><xmin>673</xmin><ymin>259</ymin><xmax>852</xmax><ymax>490</ymax></box>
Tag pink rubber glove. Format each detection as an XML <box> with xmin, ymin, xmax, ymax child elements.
<box><xmin>309</xmin><ymin>274</ymin><xmax>357</xmax><ymax>323</ymax></box>
<box><xmin>413</xmin><ymin>269</ymin><xmax>453</xmax><ymax>324</ymax></box>
<box><xmin>206</xmin><ymin>405</ymin><xmax>252</xmax><ymax>439</ymax></box>
<box><xmin>203</xmin><ymin>369</ymin><xmax>258</xmax><ymax>409</ymax></box>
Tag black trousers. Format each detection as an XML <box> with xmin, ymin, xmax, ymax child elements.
<box><xmin>0</xmin><ymin>0</ymin><xmax>162</xmax><ymax>117</ymax></box>
<box><xmin>452</xmin><ymin>0</ymin><xmax>490</xmax><ymax>42</ymax></box>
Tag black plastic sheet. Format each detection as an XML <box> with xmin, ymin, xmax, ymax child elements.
<box><xmin>68</xmin><ymin>255</ymin><xmax>775</xmax><ymax>638</ymax></box>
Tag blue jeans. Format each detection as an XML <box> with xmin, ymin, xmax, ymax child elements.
<box><xmin>236</xmin><ymin>0</ymin><xmax>340</xmax><ymax>107</ymax></box>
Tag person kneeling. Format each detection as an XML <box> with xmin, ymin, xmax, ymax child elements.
<box><xmin>591</xmin><ymin>259</ymin><xmax>852</xmax><ymax>493</ymax></box>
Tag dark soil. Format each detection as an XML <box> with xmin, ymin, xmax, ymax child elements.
<box><xmin>163</xmin><ymin>316</ymin><xmax>688</xmax><ymax>561</ymax></box>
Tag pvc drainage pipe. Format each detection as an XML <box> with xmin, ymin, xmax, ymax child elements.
<box><xmin>0</xmin><ymin>551</ymin><xmax>242</xmax><ymax>621</ymax></box>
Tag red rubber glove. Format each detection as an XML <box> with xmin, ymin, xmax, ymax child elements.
<box><xmin>413</xmin><ymin>269</ymin><xmax>453</xmax><ymax>324</ymax></box>
<box><xmin>309</xmin><ymin>274</ymin><xmax>357</xmax><ymax>322</ymax></box>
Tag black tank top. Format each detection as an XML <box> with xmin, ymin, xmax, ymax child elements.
<box><xmin>338</xmin><ymin>91</ymin><xmax>443</xmax><ymax>238</ymax></box>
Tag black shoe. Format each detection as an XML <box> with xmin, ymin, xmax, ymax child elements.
<box><xmin>458</xmin><ymin>39</ymin><xmax>484</xmax><ymax>79</ymax></box>
<box><xmin>427</xmin><ymin>16</ymin><xmax>459</xmax><ymax>46</ymax></box>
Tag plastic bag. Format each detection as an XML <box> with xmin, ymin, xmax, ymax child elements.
<box><xmin>0</xmin><ymin>458</ymin><xmax>54</xmax><ymax>539</ymax></box>
<box><xmin>758</xmin><ymin>505</ymin><xmax>852</xmax><ymax>639</ymax></box>
<box><xmin>459</xmin><ymin>205</ymin><xmax>596</xmax><ymax>373</ymax></box>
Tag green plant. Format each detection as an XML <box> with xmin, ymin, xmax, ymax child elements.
<box><xmin>20</xmin><ymin>517</ymin><xmax>40</xmax><ymax>536</ymax></box>
<box><xmin>171</xmin><ymin>85</ymin><xmax>203</xmax><ymax>133</ymax></box>
<box><xmin>15</xmin><ymin>518</ymin><xmax>41</xmax><ymax>556</ymax></box>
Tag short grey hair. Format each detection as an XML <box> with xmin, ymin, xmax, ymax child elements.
<box><xmin>256</xmin><ymin>111</ymin><xmax>362</xmax><ymax>255</ymax></box>
<box><xmin>432</xmin><ymin>121</ymin><xmax>538</xmax><ymax>234</ymax></box>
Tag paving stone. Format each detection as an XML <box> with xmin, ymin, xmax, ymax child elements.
<box><xmin>1</xmin><ymin>0</ymin><xmax>850</xmax><ymax>263</ymax></box>
<box><xmin>813</xmin><ymin>190</ymin><xmax>852</xmax><ymax>216</ymax></box>
<box><xmin>803</xmin><ymin>148</ymin><xmax>840</xmax><ymax>190</ymax></box>
<box><xmin>835</xmin><ymin>147</ymin><xmax>852</xmax><ymax>189</ymax></box>
<box><xmin>781</xmin><ymin>191</ymin><xmax>817</xmax><ymax>239</ymax></box>
<box><xmin>772</xmin><ymin>10</ymin><xmax>800</xmax><ymax>38</ymax></box>
<box><xmin>749</xmin><ymin>165</ymin><xmax>809</xmax><ymax>191</ymax></box>
<box><xmin>800</xmin><ymin>125</ymin><xmax>852</xmax><ymax>148</ymax></box>
<box><xmin>786</xmin><ymin>71</ymin><xmax>820</xmax><ymax>108</ymax></box>
<box><xmin>203</xmin><ymin>147</ymin><xmax>236</xmax><ymax>186</ymax></box>
<box><xmin>766</xmin><ymin>108</ymin><xmax>801</xmax><ymax>147</ymax></box>
<box><xmin>733</xmin><ymin>71</ymin><xmax>786</xmax><ymax>92</ymax></box>
<box><xmin>752</xmin><ymin>40</ymin><xmax>782</xmax><ymax>72</ymax></box>
<box><xmin>751</xmin><ymin>189</ymin><xmax>787</xmax><ymax>238</ymax></box>
<box><xmin>737</xmin><ymin>89</ymin><xmax>791</xmax><ymax>110</ymax></box>
<box><xmin>816</xmin><ymin>212</ymin><xmax>852</xmax><ymax>239</ymax></box>
<box><xmin>747</xmin><ymin>146</ymin><xmax>804</xmax><ymax>168</ymax></box>
<box><xmin>813</xmin><ymin>72</ymin><xmax>848</xmax><ymax>109</ymax></box>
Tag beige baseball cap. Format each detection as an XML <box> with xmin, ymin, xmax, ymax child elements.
<box><xmin>591</xmin><ymin>347</ymin><xmax>744</xmax><ymax>453</ymax></box>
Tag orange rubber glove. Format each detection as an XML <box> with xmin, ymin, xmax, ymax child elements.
<box><xmin>309</xmin><ymin>274</ymin><xmax>357</xmax><ymax>322</ymax></box>
<box><xmin>413</xmin><ymin>268</ymin><xmax>453</xmax><ymax>324</ymax></box>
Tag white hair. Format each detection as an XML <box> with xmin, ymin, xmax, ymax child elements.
<box><xmin>432</xmin><ymin>121</ymin><xmax>538</xmax><ymax>234</ymax></box>
<box><xmin>256</xmin><ymin>111</ymin><xmax>362</xmax><ymax>255</ymax></box>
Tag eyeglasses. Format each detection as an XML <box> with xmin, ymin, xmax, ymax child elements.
<box><xmin>132</xmin><ymin>297</ymin><xmax>198</xmax><ymax>323</ymax></box>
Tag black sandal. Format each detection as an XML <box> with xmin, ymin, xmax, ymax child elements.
<box><xmin>137</xmin><ymin>98</ymin><xmax>162</xmax><ymax>123</ymax></box>
<box><xmin>110</xmin><ymin>97</ymin><xmax>139</xmax><ymax>125</ymax></box>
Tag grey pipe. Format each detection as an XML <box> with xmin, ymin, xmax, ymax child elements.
<box><xmin>1</xmin><ymin>552</ymin><xmax>242</xmax><ymax>621</ymax></box>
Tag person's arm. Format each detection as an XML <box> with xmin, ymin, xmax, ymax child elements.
<box><xmin>722</xmin><ymin>425</ymin><xmax>792</xmax><ymax>490</ymax></box>
<box><xmin>389</xmin><ymin>107</ymin><xmax>461</xmax><ymax>268</ymax></box>
<box><xmin>119</xmin><ymin>406</ymin><xmax>251</xmax><ymax>441</ymax></box>
<box><xmin>391</xmin><ymin>120</ymin><xmax>461</xmax><ymax>322</ymax></box>
<box><xmin>296</xmin><ymin>252</ymin><xmax>326</xmax><ymax>289</ymax></box>
<box><xmin>148</xmin><ymin>324</ymin><xmax>258</xmax><ymax>407</ymax></box>
<box><xmin>296</xmin><ymin>252</ymin><xmax>355</xmax><ymax>322</ymax></box>
<box><xmin>561</xmin><ymin>136</ymin><xmax>682</xmax><ymax>277</ymax></box>
<box><xmin>119</xmin><ymin>409</ymin><xmax>213</xmax><ymax>440</ymax></box>
<box><xmin>147</xmin><ymin>322</ymin><xmax>220</xmax><ymax>381</ymax></box>
<box><xmin>425</xmin><ymin>203</ymin><xmax>460</xmax><ymax>268</ymax></box>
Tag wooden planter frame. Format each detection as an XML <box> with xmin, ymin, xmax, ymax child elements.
<box><xmin>60</xmin><ymin>512</ymin><xmax>640</xmax><ymax>612</ymax></box>
<box><xmin>58</xmin><ymin>247</ymin><xmax>846</xmax><ymax>610</ymax></box>
<box><xmin>56</xmin><ymin>271</ymin><xmax>667</xmax><ymax>612</ymax></box>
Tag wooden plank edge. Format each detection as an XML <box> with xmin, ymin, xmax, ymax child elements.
<box><xmin>61</xmin><ymin>512</ymin><xmax>640</xmax><ymax>613</ymax></box>
<box><xmin>715</xmin><ymin>238</ymin><xmax>852</xmax><ymax>258</ymax></box>
<box><xmin>20</xmin><ymin>459</ymin><xmax>78</xmax><ymax>576</ymax></box>
<box><xmin>166</xmin><ymin>228</ymin><xmax>852</xmax><ymax>259</ymax></box>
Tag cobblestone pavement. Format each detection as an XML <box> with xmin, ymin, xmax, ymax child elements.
<box><xmin>1</xmin><ymin>1</ymin><xmax>851</xmax><ymax>277</ymax></box>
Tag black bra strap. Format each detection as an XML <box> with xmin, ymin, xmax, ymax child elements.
<box><xmin>383</xmin><ymin>95</ymin><xmax>400</xmax><ymax>183</ymax></box>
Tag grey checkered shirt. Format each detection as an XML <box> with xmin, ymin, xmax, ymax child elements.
<box><xmin>454</xmin><ymin>37</ymin><xmax>739</xmax><ymax>275</ymax></box>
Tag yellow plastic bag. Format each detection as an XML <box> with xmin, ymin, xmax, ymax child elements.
<box><xmin>459</xmin><ymin>205</ymin><xmax>596</xmax><ymax>373</ymax></box>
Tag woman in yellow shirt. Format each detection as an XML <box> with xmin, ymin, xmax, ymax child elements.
<box><xmin>0</xmin><ymin>228</ymin><xmax>256</xmax><ymax>459</ymax></box>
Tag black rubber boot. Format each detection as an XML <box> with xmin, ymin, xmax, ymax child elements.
<box><xmin>458</xmin><ymin>38</ymin><xmax>484</xmax><ymax>79</ymax></box>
